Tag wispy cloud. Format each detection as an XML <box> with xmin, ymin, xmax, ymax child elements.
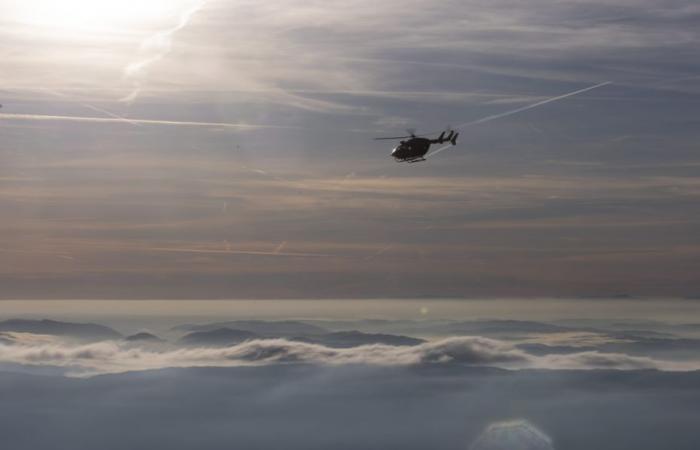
<box><xmin>122</xmin><ymin>1</ymin><xmax>207</xmax><ymax>102</ymax></box>
<box><xmin>1</xmin><ymin>0</ymin><xmax>699</xmax><ymax>298</ymax></box>
<box><xmin>0</xmin><ymin>335</ymin><xmax>694</xmax><ymax>376</ymax></box>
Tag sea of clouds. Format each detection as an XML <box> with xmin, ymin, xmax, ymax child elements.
<box><xmin>0</xmin><ymin>332</ymin><xmax>695</xmax><ymax>376</ymax></box>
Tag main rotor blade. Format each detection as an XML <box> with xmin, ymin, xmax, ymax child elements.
<box><xmin>374</xmin><ymin>130</ymin><xmax>443</xmax><ymax>140</ymax></box>
<box><xmin>374</xmin><ymin>135</ymin><xmax>412</xmax><ymax>140</ymax></box>
<box><xmin>427</xmin><ymin>81</ymin><xmax>611</xmax><ymax>158</ymax></box>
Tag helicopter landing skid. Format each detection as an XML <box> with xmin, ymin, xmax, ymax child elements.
<box><xmin>395</xmin><ymin>157</ymin><xmax>426</xmax><ymax>163</ymax></box>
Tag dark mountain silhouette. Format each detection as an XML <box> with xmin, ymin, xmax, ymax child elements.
<box><xmin>301</xmin><ymin>319</ymin><xmax>574</xmax><ymax>337</ymax></box>
<box><xmin>180</xmin><ymin>328</ymin><xmax>425</xmax><ymax>348</ymax></box>
<box><xmin>179</xmin><ymin>328</ymin><xmax>260</xmax><ymax>347</ymax></box>
<box><xmin>124</xmin><ymin>332</ymin><xmax>164</xmax><ymax>343</ymax></box>
<box><xmin>0</xmin><ymin>319</ymin><xmax>121</xmax><ymax>341</ymax></box>
<box><xmin>301</xmin><ymin>319</ymin><xmax>442</xmax><ymax>334</ymax></box>
<box><xmin>174</xmin><ymin>320</ymin><xmax>327</xmax><ymax>336</ymax></box>
<box><xmin>440</xmin><ymin>320</ymin><xmax>570</xmax><ymax>335</ymax></box>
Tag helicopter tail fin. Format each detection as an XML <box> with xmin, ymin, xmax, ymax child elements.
<box><xmin>451</xmin><ymin>132</ymin><xmax>459</xmax><ymax>145</ymax></box>
<box><xmin>437</xmin><ymin>131</ymin><xmax>445</xmax><ymax>143</ymax></box>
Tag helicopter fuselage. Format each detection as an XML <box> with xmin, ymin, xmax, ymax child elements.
<box><xmin>391</xmin><ymin>137</ymin><xmax>432</xmax><ymax>162</ymax></box>
<box><xmin>378</xmin><ymin>129</ymin><xmax>458</xmax><ymax>162</ymax></box>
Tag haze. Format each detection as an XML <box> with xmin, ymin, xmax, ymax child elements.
<box><xmin>1</xmin><ymin>0</ymin><xmax>699</xmax><ymax>299</ymax></box>
<box><xmin>1</xmin><ymin>3</ymin><xmax>700</xmax><ymax>448</ymax></box>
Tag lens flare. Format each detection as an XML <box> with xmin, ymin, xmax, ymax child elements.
<box><xmin>469</xmin><ymin>420</ymin><xmax>555</xmax><ymax>450</ymax></box>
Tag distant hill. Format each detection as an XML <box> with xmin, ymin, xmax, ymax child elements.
<box><xmin>179</xmin><ymin>328</ymin><xmax>260</xmax><ymax>347</ymax></box>
<box><xmin>598</xmin><ymin>337</ymin><xmax>700</xmax><ymax>359</ymax></box>
<box><xmin>174</xmin><ymin>320</ymin><xmax>327</xmax><ymax>337</ymax></box>
<box><xmin>124</xmin><ymin>332</ymin><xmax>165</xmax><ymax>343</ymax></box>
<box><xmin>294</xmin><ymin>331</ymin><xmax>425</xmax><ymax>348</ymax></box>
<box><xmin>300</xmin><ymin>319</ymin><xmax>574</xmax><ymax>337</ymax></box>
<box><xmin>439</xmin><ymin>320</ymin><xmax>570</xmax><ymax>335</ymax></box>
<box><xmin>0</xmin><ymin>319</ymin><xmax>121</xmax><ymax>341</ymax></box>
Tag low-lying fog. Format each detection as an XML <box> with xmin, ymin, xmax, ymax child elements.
<box><xmin>1</xmin><ymin>298</ymin><xmax>699</xmax><ymax>449</ymax></box>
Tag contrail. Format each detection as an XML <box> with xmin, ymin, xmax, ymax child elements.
<box><xmin>0</xmin><ymin>112</ymin><xmax>297</xmax><ymax>130</ymax></box>
<box><xmin>73</xmin><ymin>103</ymin><xmax>143</xmax><ymax>127</ymax></box>
<box><xmin>364</xmin><ymin>245</ymin><xmax>392</xmax><ymax>260</ymax></box>
<box><xmin>41</xmin><ymin>88</ymin><xmax>143</xmax><ymax>127</ymax></box>
<box><xmin>428</xmin><ymin>81</ymin><xmax>612</xmax><ymax>158</ymax></box>
<box><xmin>147</xmin><ymin>246</ymin><xmax>335</xmax><ymax>258</ymax></box>
<box><xmin>454</xmin><ymin>81</ymin><xmax>612</xmax><ymax>128</ymax></box>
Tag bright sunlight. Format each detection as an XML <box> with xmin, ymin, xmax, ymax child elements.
<box><xmin>11</xmin><ymin>0</ymin><xmax>198</xmax><ymax>33</ymax></box>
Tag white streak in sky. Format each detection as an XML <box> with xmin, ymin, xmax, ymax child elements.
<box><xmin>147</xmin><ymin>246</ymin><xmax>335</xmax><ymax>258</ymax></box>
<box><xmin>122</xmin><ymin>1</ymin><xmax>207</xmax><ymax>102</ymax></box>
<box><xmin>41</xmin><ymin>89</ymin><xmax>143</xmax><ymax>127</ymax></box>
<box><xmin>0</xmin><ymin>113</ymin><xmax>296</xmax><ymax>130</ymax></box>
<box><xmin>364</xmin><ymin>245</ymin><xmax>392</xmax><ymax>260</ymax></box>
<box><xmin>427</xmin><ymin>81</ymin><xmax>612</xmax><ymax>158</ymax></box>
<box><xmin>274</xmin><ymin>242</ymin><xmax>287</xmax><ymax>254</ymax></box>
<box><xmin>72</xmin><ymin>102</ymin><xmax>143</xmax><ymax>127</ymax></box>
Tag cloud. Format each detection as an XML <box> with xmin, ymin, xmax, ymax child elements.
<box><xmin>517</xmin><ymin>332</ymin><xmax>631</xmax><ymax>347</ymax></box>
<box><xmin>0</xmin><ymin>331</ymin><xmax>59</xmax><ymax>346</ymax></box>
<box><xmin>541</xmin><ymin>351</ymin><xmax>662</xmax><ymax>370</ymax></box>
<box><xmin>3</xmin><ymin>361</ymin><xmax>700</xmax><ymax>450</ymax></box>
<box><xmin>122</xmin><ymin>0</ymin><xmax>207</xmax><ymax>102</ymax></box>
<box><xmin>3</xmin><ymin>0</ymin><xmax>698</xmax><ymax>102</ymax></box>
<box><xmin>0</xmin><ymin>335</ymin><xmax>695</xmax><ymax>376</ymax></box>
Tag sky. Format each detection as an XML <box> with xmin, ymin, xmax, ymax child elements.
<box><xmin>1</xmin><ymin>0</ymin><xmax>700</xmax><ymax>298</ymax></box>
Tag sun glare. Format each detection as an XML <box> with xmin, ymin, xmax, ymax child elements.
<box><xmin>12</xmin><ymin>0</ymin><xmax>193</xmax><ymax>32</ymax></box>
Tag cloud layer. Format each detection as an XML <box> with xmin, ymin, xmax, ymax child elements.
<box><xmin>0</xmin><ymin>1</ymin><xmax>699</xmax><ymax>298</ymax></box>
<box><xmin>0</xmin><ymin>334</ymin><xmax>694</xmax><ymax>376</ymax></box>
<box><xmin>3</xmin><ymin>360</ymin><xmax>700</xmax><ymax>450</ymax></box>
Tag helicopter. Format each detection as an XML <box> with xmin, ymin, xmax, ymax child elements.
<box><xmin>375</xmin><ymin>129</ymin><xmax>459</xmax><ymax>163</ymax></box>
<box><xmin>373</xmin><ymin>82</ymin><xmax>612</xmax><ymax>163</ymax></box>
